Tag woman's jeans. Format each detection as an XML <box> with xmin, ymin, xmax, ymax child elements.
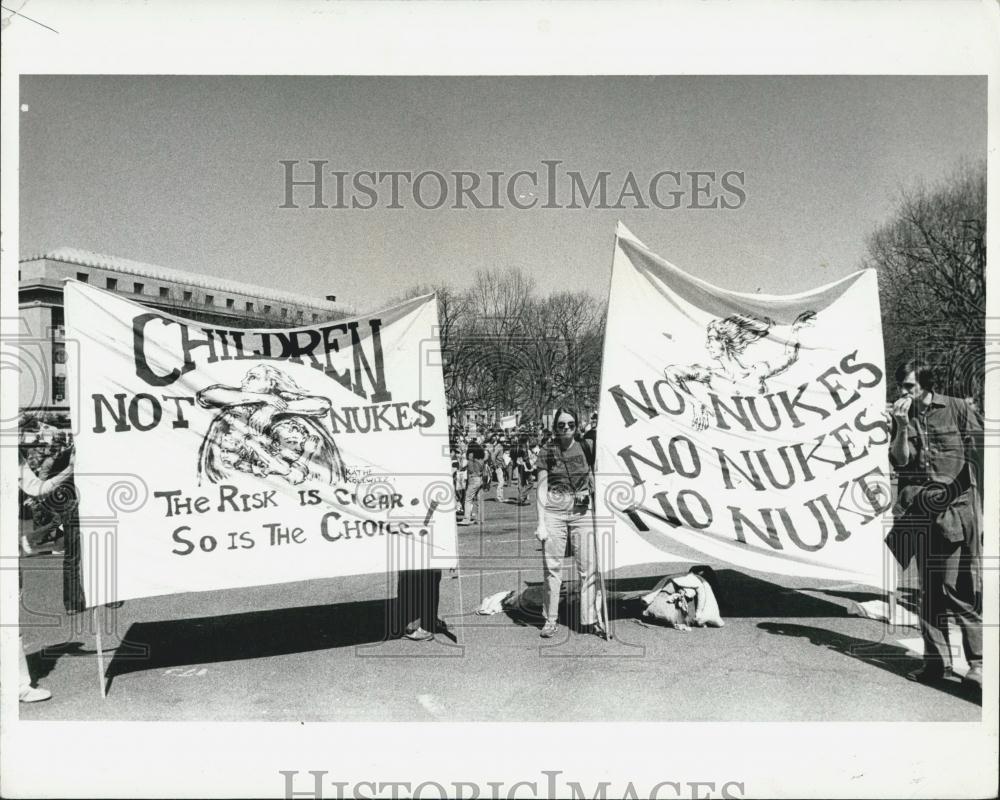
<box><xmin>463</xmin><ymin>476</ymin><xmax>483</xmax><ymax>521</ymax></box>
<box><xmin>541</xmin><ymin>506</ymin><xmax>598</xmax><ymax>626</ymax></box>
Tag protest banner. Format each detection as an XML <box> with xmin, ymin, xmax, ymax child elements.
<box><xmin>595</xmin><ymin>224</ymin><xmax>892</xmax><ymax>586</ymax></box>
<box><xmin>65</xmin><ymin>282</ymin><xmax>457</xmax><ymax>606</ymax></box>
<box><xmin>500</xmin><ymin>414</ymin><xmax>518</xmax><ymax>430</ymax></box>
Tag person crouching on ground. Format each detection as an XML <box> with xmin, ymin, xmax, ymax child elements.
<box><xmin>534</xmin><ymin>407</ymin><xmax>603</xmax><ymax>638</ymax></box>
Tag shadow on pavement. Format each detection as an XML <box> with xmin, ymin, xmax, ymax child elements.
<box><xmin>757</xmin><ymin>621</ymin><xmax>981</xmax><ymax>707</ymax></box>
<box><xmin>801</xmin><ymin>586</ymin><xmax>920</xmax><ymax>614</ymax></box>
<box><xmin>105</xmin><ymin>598</ymin><xmax>394</xmax><ymax>687</ymax></box>
<box><xmin>27</xmin><ymin>641</ymin><xmax>93</xmax><ymax>680</ymax></box>
<box><xmin>28</xmin><ymin>638</ymin><xmax>153</xmax><ymax>682</ymax></box>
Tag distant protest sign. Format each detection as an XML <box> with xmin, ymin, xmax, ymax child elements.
<box><xmin>595</xmin><ymin>224</ymin><xmax>892</xmax><ymax>586</ymax></box>
<box><xmin>65</xmin><ymin>282</ymin><xmax>456</xmax><ymax>606</ymax></box>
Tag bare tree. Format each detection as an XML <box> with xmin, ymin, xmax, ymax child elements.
<box><xmin>388</xmin><ymin>272</ymin><xmax>608</xmax><ymax>428</ymax></box>
<box><xmin>864</xmin><ymin>160</ymin><xmax>986</xmax><ymax>403</ymax></box>
<box><xmin>462</xmin><ymin>267</ymin><xmax>536</xmax><ymax>421</ymax></box>
<box><xmin>509</xmin><ymin>291</ymin><xmax>606</xmax><ymax>422</ymax></box>
<box><xmin>513</xmin><ymin>297</ymin><xmax>569</xmax><ymax>422</ymax></box>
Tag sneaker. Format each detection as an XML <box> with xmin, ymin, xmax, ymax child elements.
<box><xmin>19</xmin><ymin>686</ymin><xmax>52</xmax><ymax>703</ymax></box>
<box><xmin>404</xmin><ymin>627</ymin><xmax>434</xmax><ymax>642</ymax></box>
<box><xmin>20</xmin><ymin>535</ymin><xmax>35</xmax><ymax>557</ymax></box>
<box><xmin>961</xmin><ymin>664</ymin><xmax>983</xmax><ymax>691</ymax></box>
<box><xmin>539</xmin><ymin>621</ymin><xmax>558</xmax><ymax>638</ymax></box>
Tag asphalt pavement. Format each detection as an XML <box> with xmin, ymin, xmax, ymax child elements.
<box><xmin>17</xmin><ymin>488</ymin><xmax>981</xmax><ymax>721</ymax></box>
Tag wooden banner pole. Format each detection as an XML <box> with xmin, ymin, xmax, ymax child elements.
<box><xmin>591</xmin><ymin>501</ymin><xmax>612</xmax><ymax>641</ymax></box>
<box><xmin>94</xmin><ymin>606</ymin><xmax>107</xmax><ymax>699</ymax></box>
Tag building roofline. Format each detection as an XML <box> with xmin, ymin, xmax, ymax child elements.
<box><xmin>20</xmin><ymin>247</ymin><xmax>337</xmax><ymax>311</ymax></box>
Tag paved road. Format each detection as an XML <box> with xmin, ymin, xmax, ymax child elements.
<box><xmin>18</xmin><ymin>493</ymin><xmax>981</xmax><ymax>721</ymax></box>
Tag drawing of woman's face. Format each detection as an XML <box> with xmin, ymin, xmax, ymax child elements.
<box><xmin>274</xmin><ymin>422</ymin><xmax>306</xmax><ymax>453</ymax></box>
<box><xmin>220</xmin><ymin>433</ymin><xmax>241</xmax><ymax>452</ymax></box>
<box><xmin>705</xmin><ymin>327</ymin><xmax>725</xmax><ymax>359</ymax></box>
<box><xmin>241</xmin><ymin>367</ymin><xmax>273</xmax><ymax>394</ymax></box>
<box><xmin>219</xmin><ymin>434</ymin><xmax>243</xmax><ymax>467</ymax></box>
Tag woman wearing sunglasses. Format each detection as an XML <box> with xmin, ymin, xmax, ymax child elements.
<box><xmin>534</xmin><ymin>407</ymin><xmax>603</xmax><ymax>638</ymax></box>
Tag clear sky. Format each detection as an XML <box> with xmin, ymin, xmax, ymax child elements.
<box><xmin>19</xmin><ymin>75</ymin><xmax>986</xmax><ymax>312</ymax></box>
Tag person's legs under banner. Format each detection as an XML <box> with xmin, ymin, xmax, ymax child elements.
<box><xmin>418</xmin><ymin>569</ymin><xmax>442</xmax><ymax>634</ymax></box>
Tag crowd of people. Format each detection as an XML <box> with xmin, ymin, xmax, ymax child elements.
<box><xmin>447</xmin><ymin>414</ymin><xmax>598</xmax><ymax>524</ymax></box>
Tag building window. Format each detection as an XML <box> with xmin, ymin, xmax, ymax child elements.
<box><xmin>312</xmin><ymin>313</ymin><xmax>319</xmax><ymax>322</ymax></box>
<box><xmin>205</xmin><ymin>294</ymin><xmax>214</xmax><ymax>305</ymax></box>
<box><xmin>159</xmin><ymin>287</ymin><xmax>170</xmax><ymax>299</ymax></box>
<box><xmin>281</xmin><ymin>308</ymin><xmax>288</xmax><ymax>318</ymax></box>
<box><xmin>134</xmin><ymin>282</ymin><xmax>144</xmax><ymax>294</ymax></box>
<box><xmin>226</xmin><ymin>298</ymin><xmax>235</xmax><ymax>309</ymax></box>
<box><xmin>106</xmin><ymin>278</ymin><xmax>118</xmax><ymax>291</ymax></box>
<box><xmin>246</xmin><ymin>301</ymin><xmax>254</xmax><ymax>312</ymax></box>
<box><xmin>263</xmin><ymin>304</ymin><xmax>271</xmax><ymax>314</ymax></box>
<box><xmin>76</xmin><ymin>272</ymin><xmax>89</xmax><ymax>283</ymax></box>
<box><xmin>183</xmin><ymin>291</ymin><xmax>192</xmax><ymax>302</ymax></box>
